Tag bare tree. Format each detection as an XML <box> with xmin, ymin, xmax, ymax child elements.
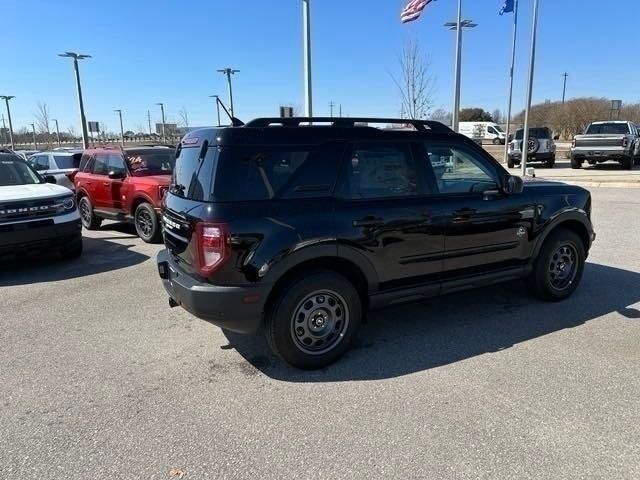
<box><xmin>178</xmin><ymin>107</ymin><xmax>189</xmax><ymax>128</ymax></box>
<box><xmin>430</xmin><ymin>108</ymin><xmax>452</xmax><ymax>126</ymax></box>
<box><xmin>391</xmin><ymin>38</ymin><xmax>436</xmax><ymax>119</ymax></box>
<box><xmin>34</xmin><ymin>102</ymin><xmax>51</xmax><ymax>146</ymax></box>
<box><xmin>492</xmin><ymin>109</ymin><xmax>503</xmax><ymax>124</ymax></box>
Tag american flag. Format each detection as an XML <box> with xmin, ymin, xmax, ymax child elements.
<box><xmin>400</xmin><ymin>0</ymin><xmax>435</xmax><ymax>24</ymax></box>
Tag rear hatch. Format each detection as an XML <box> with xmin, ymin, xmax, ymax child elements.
<box><xmin>574</xmin><ymin>135</ymin><xmax>626</xmax><ymax>148</ymax></box>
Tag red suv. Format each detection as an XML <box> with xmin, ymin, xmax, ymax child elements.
<box><xmin>75</xmin><ymin>146</ymin><xmax>175</xmax><ymax>242</ymax></box>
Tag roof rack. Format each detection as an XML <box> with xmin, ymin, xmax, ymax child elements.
<box><xmin>243</xmin><ymin>117</ymin><xmax>453</xmax><ymax>133</ymax></box>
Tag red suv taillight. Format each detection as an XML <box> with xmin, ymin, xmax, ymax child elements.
<box><xmin>195</xmin><ymin>222</ymin><xmax>229</xmax><ymax>277</ymax></box>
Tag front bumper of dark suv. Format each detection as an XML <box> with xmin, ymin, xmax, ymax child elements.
<box><xmin>0</xmin><ymin>217</ymin><xmax>82</xmax><ymax>258</ymax></box>
<box><xmin>157</xmin><ymin>250</ymin><xmax>269</xmax><ymax>334</ymax></box>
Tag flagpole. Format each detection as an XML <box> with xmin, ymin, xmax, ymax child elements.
<box><xmin>451</xmin><ymin>0</ymin><xmax>463</xmax><ymax>132</ymax></box>
<box><xmin>302</xmin><ymin>0</ymin><xmax>313</xmax><ymax>117</ymax></box>
<box><xmin>503</xmin><ymin>0</ymin><xmax>519</xmax><ymax>164</ymax></box>
<box><xmin>521</xmin><ymin>0</ymin><xmax>540</xmax><ymax>176</ymax></box>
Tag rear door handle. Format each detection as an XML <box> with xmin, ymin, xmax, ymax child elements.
<box><xmin>353</xmin><ymin>217</ymin><xmax>384</xmax><ymax>228</ymax></box>
<box><xmin>103</xmin><ymin>182</ymin><xmax>110</xmax><ymax>187</ymax></box>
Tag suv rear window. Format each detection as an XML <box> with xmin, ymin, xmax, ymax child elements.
<box><xmin>585</xmin><ymin>123</ymin><xmax>630</xmax><ymax>135</ymax></box>
<box><xmin>53</xmin><ymin>154</ymin><xmax>82</xmax><ymax>169</ymax></box>
<box><xmin>515</xmin><ymin>128</ymin><xmax>551</xmax><ymax>140</ymax></box>
<box><xmin>125</xmin><ymin>149</ymin><xmax>175</xmax><ymax>177</ymax></box>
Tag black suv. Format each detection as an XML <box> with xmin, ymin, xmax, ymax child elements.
<box><xmin>157</xmin><ymin>117</ymin><xmax>595</xmax><ymax>369</ymax></box>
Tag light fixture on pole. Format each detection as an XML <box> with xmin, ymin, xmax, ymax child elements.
<box><xmin>114</xmin><ymin>109</ymin><xmax>125</xmax><ymax>146</ymax></box>
<box><xmin>302</xmin><ymin>0</ymin><xmax>313</xmax><ymax>118</ymax></box>
<box><xmin>217</xmin><ymin>68</ymin><xmax>240</xmax><ymax>118</ymax></box>
<box><xmin>521</xmin><ymin>0</ymin><xmax>540</xmax><ymax>176</ymax></box>
<box><xmin>445</xmin><ymin>6</ymin><xmax>477</xmax><ymax>132</ymax></box>
<box><xmin>0</xmin><ymin>95</ymin><xmax>15</xmax><ymax>150</ymax></box>
<box><xmin>209</xmin><ymin>95</ymin><xmax>222</xmax><ymax>126</ymax></box>
<box><xmin>156</xmin><ymin>103</ymin><xmax>166</xmax><ymax>142</ymax></box>
<box><xmin>52</xmin><ymin>118</ymin><xmax>61</xmax><ymax>146</ymax></box>
<box><xmin>58</xmin><ymin>52</ymin><xmax>91</xmax><ymax>150</ymax></box>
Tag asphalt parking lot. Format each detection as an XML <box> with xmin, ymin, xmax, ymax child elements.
<box><xmin>2</xmin><ymin>188</ymin><xmax>639</xmax><ymax>479</ymax></box>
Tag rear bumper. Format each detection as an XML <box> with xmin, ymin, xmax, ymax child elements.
<box><xmin>509</xmin><ymin>151</ymin><xmax>555</xmax><ymax>162</ymax></box>
<box><xmin>571</xmin><ymin>147</ymin><xmax>631</xmax><ymax>161</ymax></box>
<box><xmin>0</xmin><ymin>217</ymin><xmax>82</xmax><ymax>257</ymax></box>
<box><xmin>157</xmin><ymin>250</ymin><xmax>269</xmax><ymax>334</ymax></box>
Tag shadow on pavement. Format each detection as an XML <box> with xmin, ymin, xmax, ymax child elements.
<box><xmin>0</xmin><ymin>236</ymin><xmax>149</xmax><ymax>287</ymax></box>
<box><xmin>223</xmin><ymin>263</ymin><xmax>640</xmax><ymax>382</ymax></box>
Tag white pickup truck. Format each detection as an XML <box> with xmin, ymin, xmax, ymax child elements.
<box><xmin>0</xmin><ymin>153</ymin><xmax>82</xmax><ymax>260</ymax></box>
<box><xmin>571</xmin><ymin>121</ymin><xmax>640</xmax><ymax>170</ymax></box>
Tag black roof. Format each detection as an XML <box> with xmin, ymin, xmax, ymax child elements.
<box><xmin>183</xmin><ymin>117</ymin><xmax>462</xmax><ymax>147</ymax></box>
<box><xmin>0</xmin><ymin>152</ymin><xmax>23</xmax><ymax>161</ymax></box>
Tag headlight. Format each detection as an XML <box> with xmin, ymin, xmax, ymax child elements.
<box><xmin>63</xmin><ymin>197</ymin><xmax>76</xmax><ymax>210</ymax></box>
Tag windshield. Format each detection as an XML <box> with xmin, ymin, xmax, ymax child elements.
<box><xmin>515</xmin><ymin>128</ymin><xmax>551</xmax><ymax>140</ymax></box>
<box><xmin>0</xmin><ymin>157</ymin><xmax>43</xmax><ymax>186</ymax></box>
<box><xmin>53</xmin><ymin>154</ymin><xmax>82</xmax><ymax>170</ymax></box>
<box><xmin>494</xmin><ymin>125</ymin><xmax>505</xmax><ymax>133</ymax></box>
<box><xmin>585</xmin><ymin>123</ymin><xmax>630</xmax><ymax>135</ymax></box>
<box><xmin>125</xmin><ymin>149</ymin><xmax>175</xmax><ymax>177</ymax></box>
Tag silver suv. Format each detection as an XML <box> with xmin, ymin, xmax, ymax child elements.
<box><xmin>508</xmin><ymin>127</ymin><xmax>556</xmax><ymax>169</ymax></box>
<box><xmin>28</xmin><ymin>151</ymin><xmax>83</xmax><ymax>191</ymax></box>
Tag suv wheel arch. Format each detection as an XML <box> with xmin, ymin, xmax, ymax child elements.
<box><xmin>533</xmin><ymin>216</ymin><xmax>591</xmax><ymax>260</ymax></box>
<box><xmin>130</xmin><ymin>194</ymin><xmax>156</xmax><ymax>216</ymax></box>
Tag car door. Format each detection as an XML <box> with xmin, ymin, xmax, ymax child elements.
<box><xmin>90</xmin><ymin>153</ymin><xmax>111</xmax><ymax>209</ymax></box>
<box><xmin>419</xmin><ymin>140</ymin><xmax>533</xmax><ymax>278</ymax></box>
<box><xmin>334</xmin><ymin>141</ymin><xmax>444</xmax><ymax>290</ymax></box>
<box><xmin>105</xmin><ymin>153</ymin><xmax>127</xmax><ymax>211</ymax></box>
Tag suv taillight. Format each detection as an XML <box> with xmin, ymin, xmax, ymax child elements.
<box><xmin>195</xmin><ymin>222</ymin><xmax>229</xmax><ymax>277</ymax></box>
<box><xmin>66</xmin><ymin>170</ymin><xmax>78</xmax><ymax>182</ymax></box>
<box><xmin>572</xmin><ymin>138</ymin><xmax>576</xmax><ymax>148</ymax></box>
<box><xmin>622</xmin><ymin>137</ymin><xmax>629</xmax><ymax>148</ymax></box>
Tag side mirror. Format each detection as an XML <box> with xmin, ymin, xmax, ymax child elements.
<box><xmin>44</xmin><ymin>175</ymin><xmax>57</xmax><ymax>184</ymax></box>
<box><xmin>508</xmin><ymin>134</ymin><xmax>514</xmax><ymax>142</ymax></box>
<box><xmin>108</xmin><ymin>170</ymin><xmax>125</xmax><ymax>180</ymax></box>
<box><xmin>553</xmin><ymin>135</ymin><xmax>560</xmax><ymax>141</ymax></box>
<box><xmin>503</xmin><ymin>175</ymin><xmax>524</xmax><ymax>195</ymax></box>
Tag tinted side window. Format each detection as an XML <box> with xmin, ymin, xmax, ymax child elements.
<box><xmin>214</xmin><ymin>147</ymin><xmax>313</xmax><ymax>201</ymax></box>
<box><xmin>79</xmin><ymin>153</ymin><xmax>93</xmax><ymax>172</ymax></box>
<box><xmin>33</xmin><ymin>155</ymin><xmax>50</xmax><ymax>171</ymax></box>
<box><xmin>424</xmin><ymin>143</ymin><xmax>498</xmax><ymax>194</ymax></box>
<box><xmin>92</xmin><ymin>154</ymin><xmax>109</xmax><ymax>175</ymax></box>
<box><xmin>340</xmin><ymin>143</ymin><xmax>418</xmax><ymax>200</ymax></box>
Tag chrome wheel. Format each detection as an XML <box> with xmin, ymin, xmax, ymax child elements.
<box><xmin>136</xmin><ymin>208</ymin><xmax>154</xmax><ymax>238</ymax></box>
<box><xmin>290</xmin><ymin>290</ymin><xmax>350</xmax><ymax>355</ymax></box>
<box><xmin>548</xmin><ymin>243</ymin><xmax>578</xmax><ymax>291</ymax></box>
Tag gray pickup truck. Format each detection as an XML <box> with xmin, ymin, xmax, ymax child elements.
<box><xmin>571</xmin><ymin>121</ymin><xmax>639</xmax><ymax>170</ymax></box>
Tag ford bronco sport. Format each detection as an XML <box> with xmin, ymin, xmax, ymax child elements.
<box><xmin>75</xmin><ymin>146</ymin><xmax>175</xmax><ymax>242</ymax></box>
<box><xmin>157</xmin><ymin>117</ymin><xmax>595</xmax><ymax>369</ymax></box>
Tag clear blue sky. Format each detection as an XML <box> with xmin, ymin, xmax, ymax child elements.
<box><xmin>2</xmin><ymin>0</ymin><xmax>638</xmax><ymax>133</ymax></box>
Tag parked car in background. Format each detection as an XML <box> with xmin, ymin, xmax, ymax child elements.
<box><xmin>508</xmin><ymin>127</ymin><xmax>557</xmax><ymax>169</ymax></box>
<box><xmin>0</xmin><ymin>152</ymin><xmax>82</xmax><ymax>260</ymax></box>
<box><xmin>157</xmin><ymin>117</ymin><xmax>595</xmax><ymax>369</ymax></box>
<box><xmin>74</xmin><ymin>146</ymin><xmax>175</xmax><ymax>242</ymax></box>
<box><xmin>571</xmin><ymin>121</ymin><xmax>639</xmax><ymax>170</ymax></box>
<box><xmin>28</xmin><ymin>150</ymin><xmax>83</xmax><ymax>191</ymax></box>
<box><xmin>459</xmin><ymin>122</ymin><xmax>506</xmax><ymax>145</ymax></box>
<box><xmin>13</xmin><ymin>150</ymin><xmax>40</xmax><ymax>161</ymax></box>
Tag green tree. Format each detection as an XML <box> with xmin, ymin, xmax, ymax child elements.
<box><xmin>459</xmin><ymin>108</ymin><xmax>494</xmax><ymax>122</ymax></box>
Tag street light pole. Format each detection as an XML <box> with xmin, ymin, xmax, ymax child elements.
<box><xmin>521</xmin><ymin>0</ymin><xmax>541</xmax><ymax>176</ymax></box>
<box><xmin>156</xmin><ymin>103</ymin><xmax>166</xmax><ymax>142</ymax></box>
<box><xmin>503</xmin><ymin>0</ymin><xmax>520</xmax><ymax>164</ymax></box>
<box><xmin>217</xmin><ymin>68</ymin><xmax>240</xmax><ymax>118</ymax></box>
<box><xmin>445</xmin><ymin>13</ymin><xmax>477</xmax><ymax>132</ymax></box>
<box><xmin>58</xmin><ymin>52</ymin><xmax>91</xmax><ymax>150</ymax></box>
<box><xmin>31</xmin><ymin>123</ymin><xmax>38</xmax><ymax>150</ymax></box>
<box><xmin>114</xmin><ymin>109</ymin><xmax>124</xmax><ymax>146</ymax></box>
<box><xmin>209</xmin><ymin>95</ymin><xmax>222</xmax><ymax>126</ymax></box>
<box><xmin>562</xmin><ymin>72</ymin><xmax>568</xmax><ymax>104</ymax></box>
<box><xmin>52</xmin><ymin>118</ymin><xmax>61</xmax><ymax>146</ymax></box>
<box><xmin>302</xmin><ymin>0</ymin><xmax>313</xmax><ymax>118</ymax></box>
<box><xmin>0</xmin><ymin>95</ymin><xmax>16</xmax><ymax>150</ymax></box>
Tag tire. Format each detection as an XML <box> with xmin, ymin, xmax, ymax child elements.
<box><xmin>61</xmin><ymin>238</ymin><xmax>83</xmax><ymax>260</ymax></box>
<box><xmin>527</xmin><ymin>228</ymin><xmax>585</xmax><ymax>301</ymax></box>
<box><xmin>134</xmin><ymin>202</ymin><xmax>161</xmax><ymax>243</ymax></box>
<box><xmin>266</xmin><ymin>270</ymin><xmax>362</xmax><ymax>369</ymax></box>
<box><xmin>507</xmin><ymin>157</ymin><xmax>515</xmax><ymax>169</ymax></box>
<box><xmin>78</xmin><ymin>196</ymin><xmax>102</xmax><ymax>230</ymax></box>
<box><xmin>621</xmin><ymin>156</ymin><xmax>634</xmax><ymax>170</ymax></box>
<box><xmin>493</xmin><ymin>138</ymin><xmax>501</xmax><ymax>145</ymax></box>
<box><xmin>546</xmin><ymin>157</ymin><xmax>555</xmax><ymax>168</ymax></box>
<box><xmin>570</xmin><ymin>157</ymin><xmax>582</xmax><ymax>169</ymax></box>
